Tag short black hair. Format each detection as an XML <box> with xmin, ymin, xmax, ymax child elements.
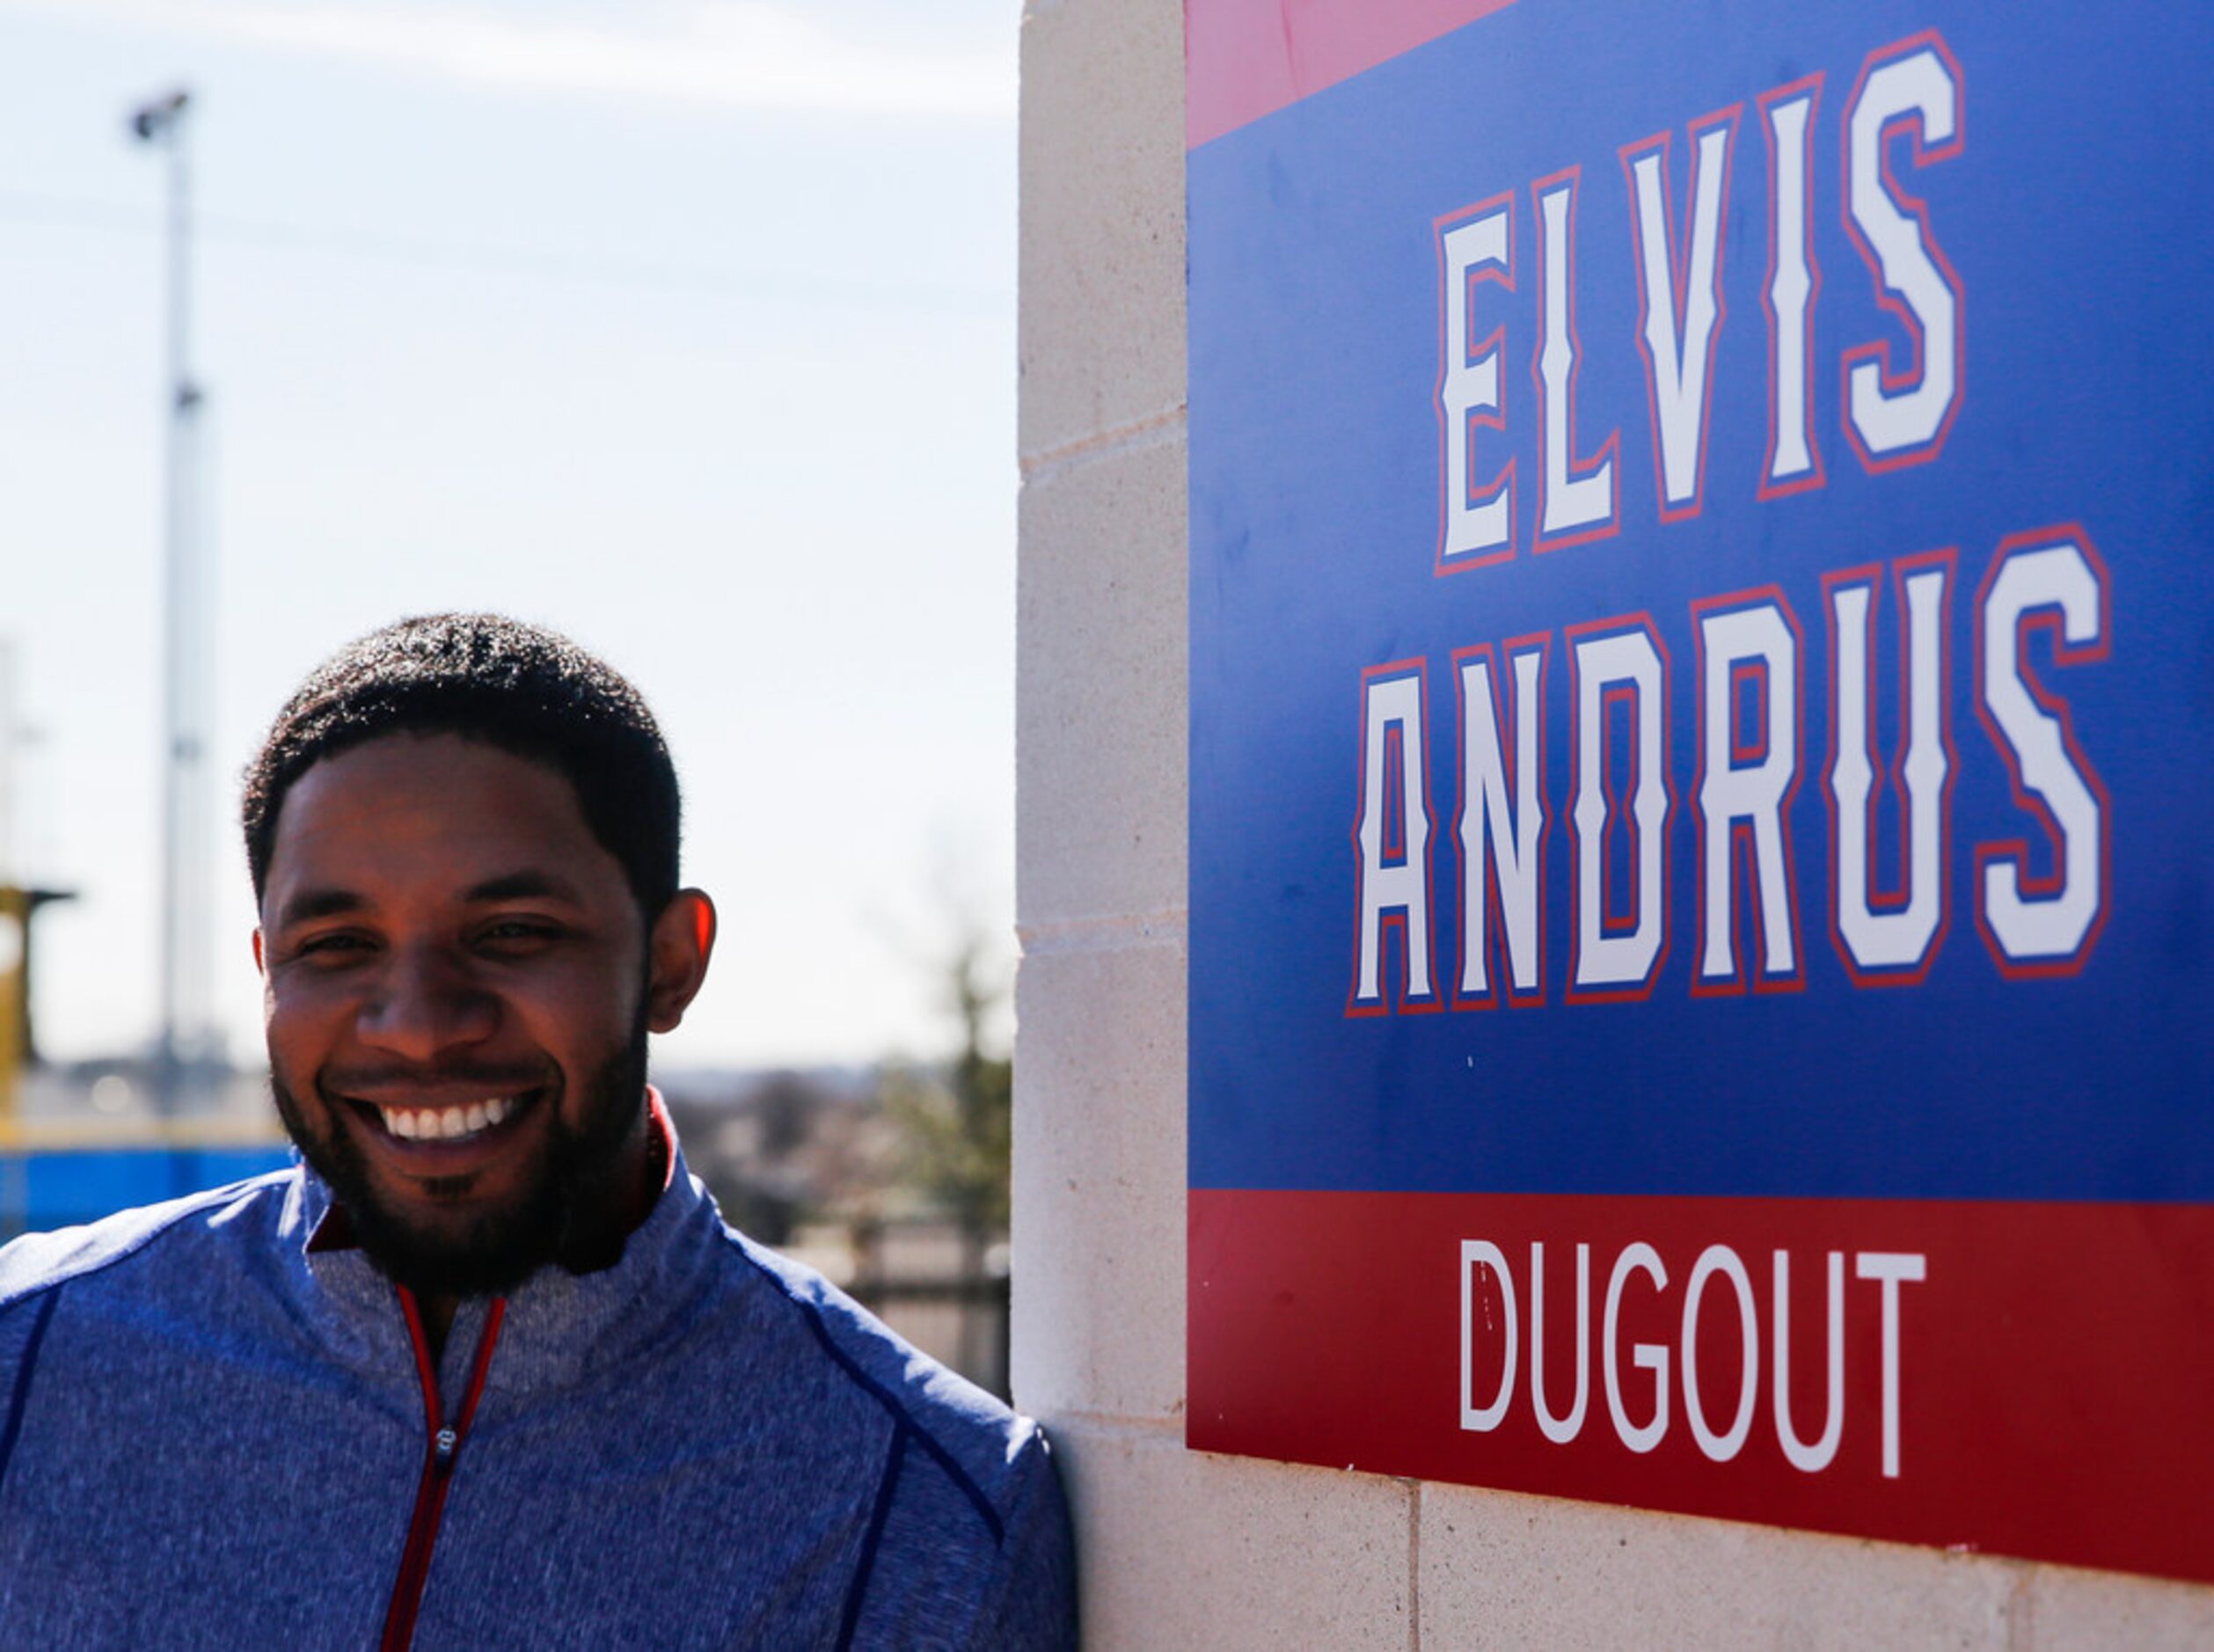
<box><xmin>243</xmin><ymin>614</ymin><xmax>680</xmax><ymax>919</ymax></box>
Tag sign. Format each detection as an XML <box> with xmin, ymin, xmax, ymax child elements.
<box><xmin>1187</xmin><ymin>0</ymin><xmax>2214</xmax><ymax>1582</ymax></box>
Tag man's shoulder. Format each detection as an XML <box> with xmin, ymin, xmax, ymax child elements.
<box><xmin>701</xmin><ymin>1218</ymin><xmax>1049</xmax><ymax>1524</ymax></box>
<box><xmin>0</xmin><ymin>1168</ymin><xmax>298</xmax><ymax>1315</ymax></box>
<box><xmin>700</xmin><ymin>1221</ymin><xmax>1077</xmax><ymax>1646</ymax></box>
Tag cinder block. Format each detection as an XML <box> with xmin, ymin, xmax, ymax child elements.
<box><xmin>1010</xmin><ymin>936</ymin><xmax>1187</xmax><ymax>1422</ymax></box>
<box><xmin>2016</xmin><ymin>1561</ymin><xmax>2214</xmax><ymax>1649</ymax></box>
<box><xmin>1418</xmin><ymin>1482</ymin><xmax>2021</xmax><ymax>1648</ymax></box>
<box><xmin>1016</xmin><ymin>432</ymin><xmax>1188</xmax><ymax>932</ymax></box>
<box><xmin>1018</xmin><ymin>0</ymin><xmax>1188</xmax><ymax>464</ymax></box>
<box><xmin>1047</xmin><ymin>1418</ymin><xmax>1414</xmax><ymax>1651</ymax></box>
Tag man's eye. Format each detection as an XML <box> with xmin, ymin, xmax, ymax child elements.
<box><xmin>480</xmin><ymin>921</ymin><xmax>561</xmax><ymax>947</ymax></box>
<box><xmin>296</xmin><ymin>933</ymin><xmax>371</xmax><ymax>961</ymax></box>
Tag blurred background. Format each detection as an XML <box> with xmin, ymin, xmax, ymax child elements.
<box><xmin>0</xmin><ymin>0</ymin><xmax>1020</xmax><ymax>1393</ymax></box>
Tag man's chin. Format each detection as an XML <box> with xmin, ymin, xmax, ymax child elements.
<box><xmin>352</xmin><ymin>1197</ymin><xmax>563</xmax><ymax>1300</ymax></box>
<box><xmin>315</xmin><ymin>1146</ymin><xmax>566</xmax><ymax>1297</ymax></box>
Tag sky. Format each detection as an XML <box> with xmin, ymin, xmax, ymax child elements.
<box><xmin>0</xmin><ymin>0</ymin><xmax>1021</xmax><ymax>1072</ymax></box>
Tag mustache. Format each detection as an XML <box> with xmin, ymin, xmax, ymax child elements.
<box><xmin>318</xmin><ymin>1061</ymin><xmax>557</xmax><ymax>1096</ymax></box>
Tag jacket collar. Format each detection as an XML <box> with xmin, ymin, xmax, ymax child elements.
<box><xmin>277</xmin><ymin>1087</ymin><xmax>728</xmax><ymax>1407</ymax></box>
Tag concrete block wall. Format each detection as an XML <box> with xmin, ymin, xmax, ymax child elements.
<box><xmin>1008</xmin><ymin>2</ymin><xmax>2214</xmax><ymax>1643</ymax></box>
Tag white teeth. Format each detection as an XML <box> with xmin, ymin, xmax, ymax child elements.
<box><xmin>375</xmin><ymin>1096</ymin><xmax>521</xmax><ymax>1143</ymax></box>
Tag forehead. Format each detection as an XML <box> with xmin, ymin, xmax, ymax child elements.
<box><xmin>263</xmin><ymin>733</ymin><xmax>624</xmax><ymax>908</ymax></box>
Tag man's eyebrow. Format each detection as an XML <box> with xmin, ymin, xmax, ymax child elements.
<box><xmin>463</xmin><ymin>870</ymin><xmax>588</xmax><ymax>905</ymax></box>
<box><xmin>274</xmin><ymin>888</ymin><xmax>368</xmax><ymax>928</ymax></box>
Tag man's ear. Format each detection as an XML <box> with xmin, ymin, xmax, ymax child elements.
<box><xmin>644</xmin><ymin>890</ymin><xmax>716</xmax><ymax>1034</ymax></box>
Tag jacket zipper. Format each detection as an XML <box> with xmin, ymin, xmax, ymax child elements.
<box><xmin>380</xmin><ymin>1289</ymin><xmax>507</xmax><ymax>1652</ymax></box>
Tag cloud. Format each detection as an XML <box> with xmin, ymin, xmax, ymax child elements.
<box><xmin>25</xmin><ymin>0</ymin><xmax>1016</xmax><ymax>121</ymax></box>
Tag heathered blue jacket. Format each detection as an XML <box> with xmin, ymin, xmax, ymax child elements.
<box><xmin>0</xmin><ymin>1139</ymin><xmax>1075</xmax><ymax>1649</ymax></box>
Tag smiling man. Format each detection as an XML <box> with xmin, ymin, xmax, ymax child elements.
<box><xmin>0</xmin><ymin>615</ymin><xmax>1075</xmax><ymax>1648</ymax></box>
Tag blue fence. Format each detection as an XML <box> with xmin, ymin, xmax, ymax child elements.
<box><xmin>0</xmin><ymin>1144</ymin><xmax>296</xmax><ymax>1236</ymax></box>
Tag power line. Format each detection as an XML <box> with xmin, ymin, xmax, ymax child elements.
<box><xmin>0</xmin><ymin>187</ymin><xmax>1007</xmax><ymax>317</ymax></box>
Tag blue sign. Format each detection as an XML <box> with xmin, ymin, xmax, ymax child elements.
<box><xmin>1187</xmin><ymin>0</ymin><xmax>2214</xmax><ymax>1580</ymax></box>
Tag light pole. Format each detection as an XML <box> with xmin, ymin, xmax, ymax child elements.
<box><xmin>130</xmin><ymin>88</ymin><xmax>208</xmax><ymax>1116</ymax></box>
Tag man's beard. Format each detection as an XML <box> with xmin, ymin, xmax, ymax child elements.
<box><xmin>272</xmin><ymin>1013</ymin><xmax>651</xmax><ymax>1300</ymax></box>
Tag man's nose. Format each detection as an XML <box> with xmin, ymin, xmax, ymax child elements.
<box><xmin>356</xmin><ymin>945</ymin><xmax>499</xmax><ymax>1059</ymax></box>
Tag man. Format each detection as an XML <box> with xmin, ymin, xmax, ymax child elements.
<box><xmin>0</xmin><ymin>614</ymin><xmax>1075</xmax><ymax>1648</ymax></box>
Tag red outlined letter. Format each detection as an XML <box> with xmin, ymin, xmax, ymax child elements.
<box><xmin>1692</xmin><ymin>591</ymin><xmax>1805</xmax><ymax>993</ymax></box>
<box><xmin>1758</xmin><ymin>75</ymin><xmax>1824</xmax><ymax>500</ymax></box>
<box><xmin>1974</xmin><ymin>527</ymin><xmax>2111</xmax><ymax>977</ymax></box>
<box><xmin>1531</xmin><ymin>170</ymin><xmax>1619</xmax><ymax>552</ymax></box>
<box><xmin>1437</xmin><ymin>195</ymin><xmax>1516</xmax><ymax>574</ymax></box>
<box><xmin>1825</xmin><ymin>551</ymin><xmax>1956</xmax><ymax>984</ymax></box>
<box><xmin>1350</xmin><ymin>661</ymin><xmax>1442</xmax><ymax>1013</ymax></box>
<box><xmin>1842</xmin><ymin>31</ymin><xmax>1964</xmax><ymax>472</ymax></box>
<box><xmin>1567</xmin><ymin>618</ymin><xmax>1672</xmax><ymax>1001</ymax></box>
<box><xmin>1622</xmin><ymin>105</ymin><xmax>1742</xmax><ymax>523</ymax></box>
<box><xmin>1454</xmin><ymin>636</ymin><xmax>1550</xmax><ymax>1006</ymax></box>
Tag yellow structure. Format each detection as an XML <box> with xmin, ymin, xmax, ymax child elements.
<box><xmin>0</xmin><ymin>885</ymin><xmax>24</xmax><ymax>1133</ymax></box>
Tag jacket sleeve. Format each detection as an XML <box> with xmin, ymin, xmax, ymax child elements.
<box><xmin>963</xmin><ymin>1426</ymin><xmax>1078</xmax><ymax>1650</ymax></box>
<box><xmin>0</xmin><ymin>1283</ymin><xmax>62</xmax><ymax>1496</ymax></box>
